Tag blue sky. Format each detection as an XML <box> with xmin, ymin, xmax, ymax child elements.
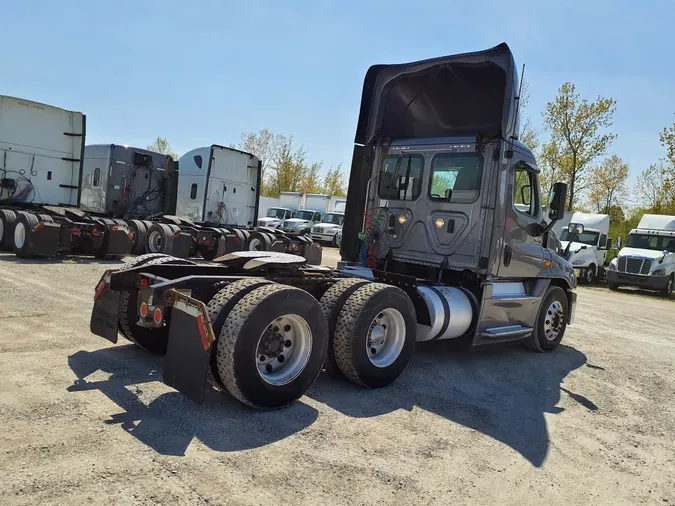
<box><xmin>2</xmin><ymin>0</ymin><xmax>673</xmax><ymax>195</ymax></box>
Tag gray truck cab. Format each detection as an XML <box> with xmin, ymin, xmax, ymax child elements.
<box><xmin>341</xmin><ymin>42</ymin><xmax>576</xmax><ymax>348</ymax></box>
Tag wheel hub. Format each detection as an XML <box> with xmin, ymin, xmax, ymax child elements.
<box><xmin>544</xmin><ymin>300</ymin><xmax>564</xmax><ymax>341</ymax></box>
<box><xmin>256</xmin><ymin>314</ymin><xmax>312</xmax><ymax>386</ymax></box>
<box><xmin>366</xmin><ymin>308</ymin><xmax>406</xmax><ymax>368</ymax></box>
<box><xmin>14</xmin><ymin>222</ymin><xmax>26</xmax><ymax>249</ymax></box>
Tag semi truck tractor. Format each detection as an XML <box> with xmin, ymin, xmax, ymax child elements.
<box><xmin>89</xmin><ymin>42</ymin><xmax>577</xmax><ymax>410</ymax></box>
<box><xmin>142</xmin><ymin>145</ymin><xmax>321</xmax><ymax>262</ymax></box>
<box><xmin>607</xmin><ymin>214</ymin><xmax>675</xmax><ymax>297</ymax></box>
<box><xmin>0</xmin><ymin>96</ymin><xmax>151</xmax><ymax>259</ymax></box>
<box><xmin>559</xmin><ymin>212</ymin><xmax>611</xmax><ymax>284</ymax></box>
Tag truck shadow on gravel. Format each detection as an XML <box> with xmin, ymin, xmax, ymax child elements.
<box><xmin>307</xmin><ymin>343</ymin><xmax>595</xmax><ymax>468</ymax></box>
<box><xmin>0</xmin><ymin>253</ymin><xmax>124</xmax><ymax>265</ymax></box>
<box><xmin>67</xmin><ymin>345</ymin><xmax>319</xmax><ymax>457</ymax></box>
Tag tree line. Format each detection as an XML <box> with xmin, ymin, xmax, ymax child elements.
<box><xmin>146</xmin><ymin>132</ymin><xmax>347</xmax><ymax>198</ymax></box>
<box><xmin>520</xmin><ymin>80</ymin><xmax>675</xmax><ymax>250</ymax></box>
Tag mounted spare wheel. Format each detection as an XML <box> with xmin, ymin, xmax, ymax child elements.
<box><xmin>246</xmin><ymin>231</ymin><xmax>272</xmax><ymax>252</ymax></box>
<box><xmin>332</xmin><ymin>283</ymin><xmax>417</xmax><ymax>388</ymax></box>
<box><xmin>118</xmin><ymin>254</ymin><xmax>195</xmax><ymax>354</ymax></box>
<box><xmin>0</xmin><ymin>209</ymin><xmax>17</xmax><ymax>251</ymax></box>
<box><xmin>13</xmin><ymin>212</ymin><xmax>39</xmax><ymax>258</ymax></box>
<box><xmin>215</xmin><ymin>284</ymin><xmax>328</xmax><ymax>409</ymax></box>
<box><xmin>146</xmin><ymin>223</ymin><xmax>180</xmax><ymax>255</ymax></box>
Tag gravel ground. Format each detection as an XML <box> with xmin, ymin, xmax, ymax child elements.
<box><xmin>0</xmin><ymin>249</ymin><xmax>674</xmax><ymax>505</ymax></box>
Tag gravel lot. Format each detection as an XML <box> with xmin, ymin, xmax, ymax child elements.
<box><xmin>0</xmin><ymin>249</ymin><xmax>674</xmax><ymax>505</ymax></box>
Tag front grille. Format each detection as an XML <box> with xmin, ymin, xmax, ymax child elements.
<box><xmin>618</xmin><ymin>256</ymin><xmax>652</xmax><ymax>275</ymax></box>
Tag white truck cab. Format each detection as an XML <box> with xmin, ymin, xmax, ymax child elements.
<box><xmin>258</xmin><ymin>207</ymin><xmax>294</xmax><ymax>228</ymax></box>
<box><xmin>560</xmin><ymin>212</ymin><xmax>611</xmax><ymax>284</ymax></box>
<box><xmin>280</xmin><ymin>209</ymin><xmax>322</xmax><ymax>236</ymax></box>
<box><xmin>311</xmin><ymin>211</ymin><xmax>345</xmax><ymax>245</ymax></box>
<box><xmin>607</xmin><ymin>214</ymin><xmax>675</xmax><ymax>297</ymax></box>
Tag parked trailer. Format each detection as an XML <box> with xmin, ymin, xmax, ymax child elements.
<box><xmin>142</xmin><ymin>145</ymin><xmax>322</xmax><ymax>264</ymax></box>
<box><xmin>0</xmin><ymin>96</ymin><xmax>139</xmax><ymax>258</ymax></box>
<box><xmin>89</xmin><ymin>43</ymin><xmax>577</xmax><ymax>410</ymax></box>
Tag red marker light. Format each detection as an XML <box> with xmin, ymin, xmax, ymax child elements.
<box><xmin>153</xmin><ymin>308</ymin><xmax>163</xmax><ymax>325</ymax></box>
<box><xmin>139</xmin><ymin>302</ymin><xmax>149</xmax><ymax>318</ymax></box>
<box><xmin>140</xmin><ymin>278</ymin><xmax>148</xmax><ymax>289</ymax></box>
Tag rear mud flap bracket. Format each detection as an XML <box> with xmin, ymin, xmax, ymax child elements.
<box><xmin>163</xmin><ymin>291</ymin><xmax>216</xmax><ymax>404</ymax></box>
<box><xmin>90</xmin><ymin>270</ymin><xmax>120</xmax><ymax>343</ymax></box>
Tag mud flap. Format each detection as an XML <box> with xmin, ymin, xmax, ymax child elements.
<box><xmin>106</xmin><ymin>225</ymin><xmax>134</xmax><ymax>256</ymax></box>
<box><xmin>28</xmin><ymin>222</ymin><xmax>60</xmax><ymax>257</ymax></box>
<box><xmin>163</xmin><ymin>292</ymin><xmax>216</xmax><ymax>404</ymax></box>
<box><xmin>90</xmin><ymin>271</ymin><xmax>120</xmax><ymax>343</ymax></box>
<box><xmin>168</xmin><ymin>232</ymin><xmax>193</xmax><ymax>259</ymax></box>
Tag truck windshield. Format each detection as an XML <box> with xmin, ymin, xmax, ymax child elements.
<box><xmin>323</xmin><ymin>213</ymin><xmax>344</xmax><ymax>225</ymax></box>
<box><xmin>625</xmin><ymin>233</ymin><xmax>675</xmax><ymax>252</ymax></box>
<box><xmin>267</xmin><ymin>208</ymin><xmax>287</xmax><ymax>218</ymax></box>
<box><xmin>378</xmin><ymin>154</ymin><xmax>423</xmax><ymax>201</ymax></box>
<box><xmin>560</xmin><ymin>230</ymin><xmax>600</xmax><ymax>246</ymax></box>
<box><xmin>296</xmin><ymin>211</ymin><xmax>315</xmax><ymax>221</ymax></box>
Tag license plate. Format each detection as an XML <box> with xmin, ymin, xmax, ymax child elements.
<box><xmin>574</xmin><ymin>269</ymin><xmax>580</xmax><ymax>277</ymax></box>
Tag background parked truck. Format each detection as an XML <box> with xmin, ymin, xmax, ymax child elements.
<box><xmin>607</xmin><ymin>214</ymin><xmax>675</xmax><ymax>297</ymax></box>
<box><xmin>559</xmin><ymin>212</ymin><xmax>612</xmax><ymax>284</ymax></box>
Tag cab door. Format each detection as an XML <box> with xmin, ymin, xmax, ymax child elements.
<box><xmin>498</xmin><ymin>160</ymin><xmax>545</xmax><ymax>278</ymax></box>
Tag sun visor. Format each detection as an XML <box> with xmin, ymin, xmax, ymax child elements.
<box><xmin>354</xmin><ymin>43</ymin><xmax>519</xmax><ymax>145</ymax></box>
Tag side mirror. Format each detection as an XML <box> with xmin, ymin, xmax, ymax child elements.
<box><xmin>613</xmin><ymin>236</ymin><xmax>622</xmax><ymax>249</ymax></box>
<box><xmin>568</xmin><ymin>223</ymin><xmax>585</xmax><ymax>235</ymax></box>
<box><xmin>548</xmin><ymin>182</ymin><xmax>568</xmax><ymax>222</ymax></box>
<box><xmin>606</xmin><ymin>238</ymin><xmax>613</xmax><ymax>250</ymax></box>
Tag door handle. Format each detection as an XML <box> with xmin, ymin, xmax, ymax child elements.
<box><xmin>504</xmin><ymin>245</ymin><xmax>512</xmax><ymax>267</ymax></box>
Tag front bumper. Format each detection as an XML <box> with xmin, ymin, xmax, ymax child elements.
<box><xmin>606</xmin><ymin>270</ymin><xmax>670</xmax><ymax>290</ymax></box>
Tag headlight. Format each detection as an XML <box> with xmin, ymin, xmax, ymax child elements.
<box><xmin>435</xmin><ymin>218</ymin><xmax>445</xmax><ymax>229</ymax></box>
<box><xmin>398</xmin><ymin>215</ymin><xmax>407</xmax><ymax>225</ymax></box>
<box><xmin>607</xmin><ymin>262</ymin><xmax>616</xmax><ymax>271</ymax></box>
<box><xmin>572</xmin><ymin>259</ymin><xmax>586</xmax><ymax>265</ymax></box>
<box><xmin>652</xmin><ymin>268</ymin><xmax>667</xmax><ymax>276</ymax></box>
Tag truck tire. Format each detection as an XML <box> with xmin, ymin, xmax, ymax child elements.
<box><xmin>319</xmin><ymin>278</ymin><xmax>371</xmax><ymax>373</ymax></box>
<box><xmin>206</xmin><ymin>278</ymin><xmax>276</xmax><ymax>389</ymax></box>
<box><xmin>13</xmin><ymin>212</ymin><xmax>39</xmax><ymax>258</ymax></box>
<box><xmin>118</xmin><ymin>255</ymin><xmax>195</xmax><ymax>353</ymax></box>
<box><xmin>216</xmin><ymin>284</ymin><xmax>328</xmax><ymax>409</ymax></box>
<box><xmin>660</xmin><ymin>275</ymin><xmax>674</xmax><ymax>298</ymax></box>
<box><xmin>246</xmin><ymin>231</ymin><xmax>272</xmax><ymax>251</ymax></box>
<box><xmin>581</xmin><ymin>264</ymin><xmax>595</xmax><ymax>285</ymax></box>
<box><xmin>525</xmin><ymin>285</ymin><xmax>569</xmax><ymax>352</ymax></box>
<box><xmin>333</xmin><ymin>283</ymin><xmax>417</xmax><ymax>388</ymax></box>
<box><xmin>36</xmin><ymin>214</ymin><xmax>54</xmax><ymax>223</ymax></box>
<box><xmin>608</xmin><ymin>281</ymin><xmax>619</xmax><ymax>291</ymax></box>
<box><xmin>162</xmin><ymin>216</ymin><xmax>183</xmax><ymax>226</ymax></box>
<box><xmin>127</xmin><ymin>220</ymin><xmax>148</xmax><ymax>255</ymax></box>
<box><xmin>0</xmin><ymin>209</ymin><xmax>16</xmax><ymax>251</ymax></box>
<box><xmin>146</xmin><ymin>223</ymin><xmax>179</xmax><ymax>255</ymax></box>
<box><xmin>230</xmin><ymin>229</ymin><xmax>247</xmax><ymax>251</ymax></box>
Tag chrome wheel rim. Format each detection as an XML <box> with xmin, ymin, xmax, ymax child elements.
<box><xmin>14</xmin><ymin>222</ymin><xmax>26</xmax><ymax>249</ymax></box>
<box><xmin>544</xmin><ymin>300</ymin><xmax>565</xmax><ymax>341</ymax></box>
<box><xmin>256</xmin><ymin>314</ymin><xmax>312</xmax><ymax>386</ymax></box>
<box><xmin>585</xmin><ymin>267</ymin><xmax>594</xmax><ymax>283</ymax></box>
<box><xmin>366</xmin><ymin>308</ymin><xmax>406</xmax><ymax>368</ymax></box>
<box><xmin>249</xmin><ymin>238</ymin><xmax>263</xmax><ymax>251</ymax></box>
<box><xmin>148</xmin><ymin>230</ymin><xmax>163</xmax><ymax>252</ymax></box>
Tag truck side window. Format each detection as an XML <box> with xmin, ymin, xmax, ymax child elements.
<box><xmin>377</xmin><ymin>154</ymin><xmax>423</xmax><ymax>201</ymax></box>
<box><xmin>429</xmin><ymin>153</ymin><xmax>482</xmax><ymax>203</ymax></box>
<box><xmin>190</xmin><ymin>183</ymin><xmax>198</xmax><ymax>199</ymax></box>
<box><xmin>93</xmin><ymin>168</ymin><xmax>100</xmax><ymax>187</ymax></box>
<box><xmin>513</xmin><ymin>167</ymin><xmax>538</xmax><ymax>217</ymax></box>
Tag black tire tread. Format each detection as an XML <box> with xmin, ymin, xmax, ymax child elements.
<box><xmin>333</xmin><ymin>283</ymin><xmax>407</xmax><ymax>386</ymax></box>
<box><xmin>216</xmin><ymin>284</ymin><xmax>310</xmax><ymax>408</ymax></box>
<box><xmin>525</xmin><ymin>285</ymin><xmax>568</xmax><ymax>352</ymax></box>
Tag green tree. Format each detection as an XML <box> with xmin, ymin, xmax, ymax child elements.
<box><xmin>323</xmin><ymin>164</ymin><xmax>346</xmax><ymax>196</ymax></box>
<box><xmin>147</xmin><ymin>136</ymin><xmax>178</xmax><ymax>160</ymax></box>
<box><xmin>267</xmin><ymin>136</ymin><xmax>309</xmax><ymax>197</ymax></box>
<box><xmin>542</xmin><ymin>82</ymin><xmax>617</xmax><ymax>210</ymax></box>
<box><xmin>299</xmin><ymin>162</ymin><xmax>324</xmax><ymax>193</ymax></box>
<box><xmin>238</xmin><ymin>129</ymin><xmax>286</xmax><ymax>195</ymax></box>
<box><xmin>660</xmin><ymin>115</ymin><xmax>675</xmax><ymax>165</ymax></box>
<box><xmin>635</xmin><ymin>159</ymin><xmax>675</xmax><ymax>214</ymax></box>
<box><xmin>587</xmin><ymin>155</ymin><xmax>629</xmax><ymax>214</ymax></box>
